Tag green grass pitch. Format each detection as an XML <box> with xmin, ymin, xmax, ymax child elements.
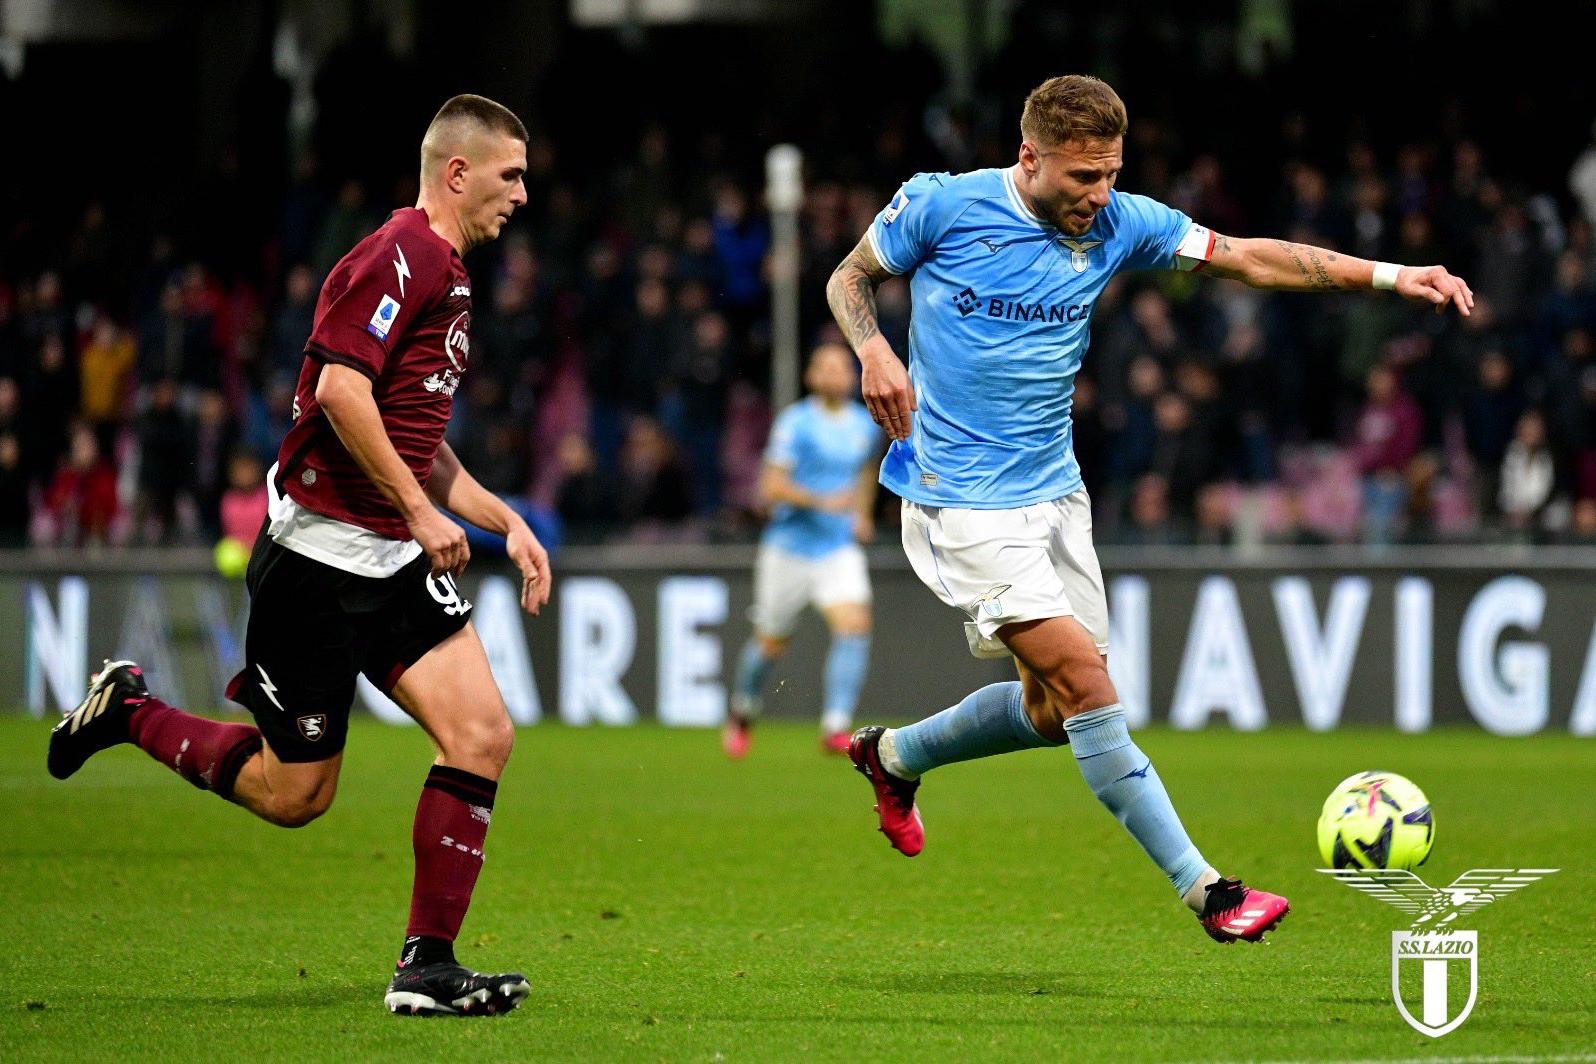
<box><xmin>2</xmin><ymin>717</ymin><xmax>1591</xmax><ymax>1061</ymax></box>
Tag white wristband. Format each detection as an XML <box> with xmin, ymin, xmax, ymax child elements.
<box><xmin>1372</xmin><ymin>262</ymin><xmax>1402</xmax><ymax>291</ymax></box>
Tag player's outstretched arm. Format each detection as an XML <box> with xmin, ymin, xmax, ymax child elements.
<box><xmin>826</xmin><ymin>236</ymin><xmax>916</xmax><ymax>441</ymax></box>
<box><xmin>758</xmin><ymin>462</ymin><xmax>852</xmax><ymax>515</ymax></box>
<box><xmin>426</xmin><ymin>441</ymin><xmax>551</xmax><ymax>614</ymax></box>
<box><xmin>1204</xmin><ymin>233</ymin><xmax>1474</xmax><ymax>316</ymax></box>
<box><xmin>316</xmin><ymin>363</ymin><xmax>470</xmax><ymax>576</ymax></box>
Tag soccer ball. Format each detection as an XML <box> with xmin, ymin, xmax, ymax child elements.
<box><xmin>1316</xmin><ymin>771</ymin><xmax>1435</xmax><ymax>870</ymax></box>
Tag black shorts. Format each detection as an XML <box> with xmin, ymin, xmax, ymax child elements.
<box><xmin>225</xmin><ymin>530</ymin><xmax>473</xmax><ymax>762</ymax></box>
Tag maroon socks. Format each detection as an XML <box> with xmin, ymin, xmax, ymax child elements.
<box><xmin>127</xmin><ymin>698</ymin><xmax>263</xmax><ymax>800</ymax></box>
<box><xmin>404</xmin><ymin>765</ymin><xmax>497</xmax><ymax>951</ymax></box>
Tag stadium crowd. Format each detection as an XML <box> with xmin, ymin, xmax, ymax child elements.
<box><xmin>6</xmin><ymin>50</ymin><xmax>1596</xmax><ymax>552</ymax></box>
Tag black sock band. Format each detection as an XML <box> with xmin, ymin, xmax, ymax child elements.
<box><xmin>214</xmin><ymin>733</ymin><xmax>264</xmax><ymax>801</ymax></box>
<box><xmin>399</xmin><ymin>934</ymin><xmax>456</xmax><ymax>969</ymax></box>
<box><xmin>422</xmin><ymin>764</ymin><xmax>497</xmax><ymax>808</ymax></box>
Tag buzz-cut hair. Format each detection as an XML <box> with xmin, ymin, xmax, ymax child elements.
<box><xmin>1020</xmin><ymin>75</ymin><xmax>1128</xmax><ymax>148</ymax></box>
<box><xmin>421</xmin><ymin>93</ymin><xmax>527</xmax><ymax>170</ymax></box>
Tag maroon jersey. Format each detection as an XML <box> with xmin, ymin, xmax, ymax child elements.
<box><xmin>277</xmin><ymin>208</ymin><xmax>471</xmax><ymax>539</ymax></box>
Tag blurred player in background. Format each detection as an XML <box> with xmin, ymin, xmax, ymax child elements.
<box><xmin>725</xmin><ymin>343</ymin><xmax>881</xmax><ymax>757</ymax></box>
<box><xmin>828</xmin><ymin>74</ymin><xmax>1473</xmax><ymax>943</ymax></box>
<box><xmin>48</xmin><ymin>95</ymin><xmax>551</xmax><ymax>1015</ymax></box>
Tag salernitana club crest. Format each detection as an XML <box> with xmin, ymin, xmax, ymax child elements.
<box><xmin>1320</xmin><ymin>867</ymin><xmax>1558</xmax><ymax>1037</ymax></box>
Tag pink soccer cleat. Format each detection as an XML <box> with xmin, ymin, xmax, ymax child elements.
<box><xmin>819</xmin><ymin>732</ymin><xmax>852</xmax><ymax>755</ymax></box>
<box><xmin>1197</xmin><ymin>877</ymin><xmax>1290</xmax><ymax>943</ymax></box>
<box><xmin>722</xmin><ymin>715</ymin><xmax>751</xmax><ymax>760</ymax></box>
<box><xmin>847</xmin><ymin>726</ymin><xmax>924</xmax><ymax>856</ymax></box>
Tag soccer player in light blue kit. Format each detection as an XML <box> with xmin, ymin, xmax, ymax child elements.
<box><xmin>725</xmin><ymin>343</ymin><xmax>882</xmax><ymax>758</ymax></box>
<box><xmin>827</xmin><ymin>75</ymin><xmax>1474</xmax><ymax>943</ymax></box>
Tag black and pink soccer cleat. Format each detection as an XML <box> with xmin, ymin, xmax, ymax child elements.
<box><xmin>847</xmin><ymin>726</ymin><xmax>924</xmax><ymax>857</ymax></box>
<box><xmin>47</xmin><ymin>659</ymin><xmax>149</xmax><ymax>780</ymax></box>
<box><xmin>1198</xmin><ymin>877</ymin><xmax>1290</xmax><ymax>943</ymax></box>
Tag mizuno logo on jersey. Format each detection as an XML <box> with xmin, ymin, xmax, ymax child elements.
<box><xmin>976</xmin><ymin>237</ymin><xmax>1010</xmax><ymax>253</ymax></box>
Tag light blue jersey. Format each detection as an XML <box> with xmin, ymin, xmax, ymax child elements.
<box><xmin>868</xmin><ymin>167</ymin><xmax>1195</xmax><ymax>507</ymax></box>
<box><xmin>762</xmin><ymin>397</ymin><xmax>880</xmax><ymax>558</ymax></box>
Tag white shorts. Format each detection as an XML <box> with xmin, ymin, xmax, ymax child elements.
<box><xmin>900</xmin><ymin>491</ymin><xmax>1108</xmax><ymax>659</ymax></box>
<box><xmin>750</xmin><ymin>543</ymin><xmax>872</xmax><ymax>638</ymax></box>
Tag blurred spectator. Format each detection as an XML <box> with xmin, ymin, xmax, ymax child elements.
<box><xmin>1460</xmin><ymin>350</ymin><xmax>1524</xmax><ymax>514</ymax></box>
<box><xmin>710</xmin><ymin>184</ymin><xmax>769</xmax><ymax>323</ymax></box>
<box><xmin>553</xmin><ymin>431</ymin><xmax>617</xmax><ymax>543</ymax></box>
<box><xmin>79</xmin><ymin>315</ymin><xmax>136</xmax><ymax>431</ymax></box>
<box><xmin>136</xmin><ymin>379</ymin><xmax>195</xmax><ymax>544</ymax></box>
<box><xmin>616</xmin><ymin>415</ymin><xmax>693</xmax><ymax>531</ymax></box>
<box><xmin>661</xmin><ymin>311</ymin><xmax>735</xmax><ymax>515</ymax></box>
<box><xmin>1354</xmin><ymin>365</ymin><xmax>1424</xmax><ymax>543</ymax></box>
<box><xmin>219</xmin><ymin>451</ymin><xmax>269</xmax><ymax>544</ymax></box>
<box><xmin>269</xmin><ymin>265</ymin><xmax>319</xmax><ymax>378</ymax></box>
<box><xmin>139</xmin><ymin>279</ymin><xmax>216</xmax><ymax>392</ymax></box>
<box><xmin>1149</xmin><ymin>391</ymin><xmax>1215</xmax><ymax>525</ymax></box>
<box><xmin>42</xmin><ymin>423</ymin><xmax>118</xmax><ymax>546</ymax></box>
<box><xmin>1499</xmin><ymin>410</ymin><xmax>1556</xmax><ymax>534</ymax></box>
<box><xmin>192</xmin><ymin>389</ymin><xmax>237</xmax><ymax>536</ymax></box>
<box><xmin>25</xmin><ymin>333</ymin><xmax>78</xmax><ymax>479</ymax></box>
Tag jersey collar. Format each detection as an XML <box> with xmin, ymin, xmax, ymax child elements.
<box><xmin>1003</xmin><ymin>165</ymin><xmax>1049</xmax><ymax>230</ymax></box>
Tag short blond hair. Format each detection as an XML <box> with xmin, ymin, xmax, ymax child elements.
<box><xmin>1020</xmin><ymin>75</ymin><xmax>1128</xmax><ymax>148</ymax></box>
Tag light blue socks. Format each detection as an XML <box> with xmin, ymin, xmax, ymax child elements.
<box><xmin>889</xmin><ymin>682</ymin><xmax>1057</xmax><ymax>777</ymax></box>
<box><xmin>732</xmin><ymin>639</ymin><xmax>777</xmax><ymax>718</ymax></box>
<box><xmin>1063</xmin><ymin>704</ymin><xmax>1210</xmax><ymax>897</ymax></box>
<box><xmin>821</xmin><ymin>634</ymin><xmax>870</xmax><ymax>735</ymax></box>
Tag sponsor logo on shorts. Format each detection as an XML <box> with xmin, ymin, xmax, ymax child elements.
<box><xmin>297</xmin><ymin>714</ymin><xmax>327</xmax><ymax>741</ymax></box>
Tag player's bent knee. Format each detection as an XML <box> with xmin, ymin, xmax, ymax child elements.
<box><xmin>1055</xmin><ymin>660</ymin><xmax>1118</xmax><ymax>719</ymax></box>
<box><xmin>266</xmin><ymin>788</ymin><xmax>335</xmax><ymax>828</ymax></box>
<box><xmin>1021</xmin><ymin>686</ymin><xmax>1070</xmax><ymax>743</ymax></box>
<box><xmin>442</xmin><ymin>709</ymin><xmax>515</xmax><ymax>772</ymax></box>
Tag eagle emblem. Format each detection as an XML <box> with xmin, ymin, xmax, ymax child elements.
<box><xmin>1057</xmin><ymin>239</ymin><xmax>1102</xmax><ymax>273</ymax></box>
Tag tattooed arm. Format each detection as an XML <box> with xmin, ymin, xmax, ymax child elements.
<box><xmin>827</xmin><ymin>235</ymin><xmax>917</xmax><ymax>440</ymax></box>
<box><xmin>1205</xmin><ymin>232</ymin><xmax>1474</xmax><ymax>316</ymax></box>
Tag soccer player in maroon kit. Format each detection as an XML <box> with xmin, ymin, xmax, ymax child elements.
<box><xmin>48</xmin><ymin>95</ymin><xmax>551</xmax><ymax>1017</ymax></box>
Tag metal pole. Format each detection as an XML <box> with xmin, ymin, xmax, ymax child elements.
<box><xmin>765</xmin><ymin>144</ymin><xmax>803</xmax><ymax>413</ymax></box>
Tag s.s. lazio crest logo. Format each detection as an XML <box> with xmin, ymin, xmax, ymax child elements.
<box><xmin>970</xmin><ymin>584</ymin><xmax>1011</xmax><ymax>619</ymax></box>
<box><xmin>1320</xmin><ymin>867</ymin><xmax>1558</xmax><ymax>1037</ymax></box>
<box><xmin>1057</xmin><ymin>238</ymin><xmax>1102</xmax><ymax>273</ymax></box>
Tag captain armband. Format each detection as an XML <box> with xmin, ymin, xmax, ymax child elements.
<box><xmin>1173</xmin><ymin>224</ymin><xmax>1216</xmax><ymax>272</ymax></box>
